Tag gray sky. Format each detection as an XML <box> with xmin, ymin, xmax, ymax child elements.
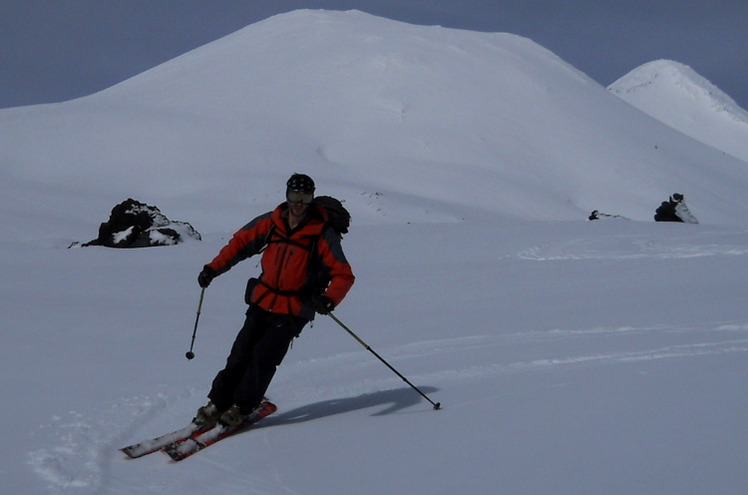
<box><xmin>2</xmin><ymin>0</ymin><xmax>747</xmax><ymax>109</ymax></box>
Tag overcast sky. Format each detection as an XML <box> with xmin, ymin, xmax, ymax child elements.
<box><xmin>2</xmin><ymin>0</ymin><xmax>747</xmax><ymax>110</ymax></box>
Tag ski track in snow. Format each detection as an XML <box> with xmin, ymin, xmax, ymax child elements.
<box><xmin>297</xmin><ymin>322</ymin><xmax>748</xmax><ymax>387</ymax></box>
<box><xmin>518</xmin><ymin>231</ymin><xmax>748</xmax><ymax>260</ymax></box>
<box><xmin>28</xmin><ymin>319</ymin><xmax>748</xmax><ymax>494</ymax></box>
<box><xmin>28</xmin><ymin>390</ymin><xmax>199</xmax><ymax>494</ymax></box>
<box><xmin>421</xmin><ymin>333</ymin><xmax>748</xmax><ymax>382</ymax></box>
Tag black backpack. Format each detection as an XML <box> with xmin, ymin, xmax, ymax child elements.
<box><xmin>312</xmin><ymin>196</ymin><xmax>350</xmax><ymax>237</ymax></box>
<box><xmin>306</xmin><ymin>196</ymin><xmax>350</xmax><ymax>296</ymax></box>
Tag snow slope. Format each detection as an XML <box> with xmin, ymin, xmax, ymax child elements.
<box><xmin>2</xmin><ymin>9</ymin><xmax>748</xmax><ymax>495</ymax></box>
<box><xmin>4</xmin><ymin>10</ymin><xmax>748</xmax><ymax>237</ymax></box>
<box><xmin>609</xmin><ymin>59</ymin><xmax>748</xmax><ymax>163</ymax></box>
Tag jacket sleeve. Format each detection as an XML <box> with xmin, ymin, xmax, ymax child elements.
<box><xmin>205</xmin><ymin>213</ymin><xmax>272</xmax><ymax>276</ymax></box>
<box><xmin>316</xmin><ymin>228</ymin><xmax>355</xmax><ymax>306</ymax></box>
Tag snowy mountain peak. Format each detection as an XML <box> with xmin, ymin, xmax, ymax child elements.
<box><xmin>609</xmin><ymin>60</ymin><xmax>745</xmax><ymax>116</ymax></box>
<box><xmin>4</xmin><ymin>10</ymin><xmax>748</xmax><ymax>240</ymax></box>
<box><xmin>609</xmin><ymin>59</ymin><xmax>748</xmax><ymax>162</ymax></box>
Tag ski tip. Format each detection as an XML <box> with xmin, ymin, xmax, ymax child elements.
<box><xmin>121</xmin><ymin>447</ymin><xmax>147</xmax><ymax>460</ymax></box>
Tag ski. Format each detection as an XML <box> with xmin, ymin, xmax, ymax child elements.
<box><xmin>121</xmin><ymin>421</ymin><xmax>212</xmax><ymax>459</ymax></box>
<box><xmin>163</xmin><ymin>400</ymin><xmax>277</xmax><ymax>462</ymax></box>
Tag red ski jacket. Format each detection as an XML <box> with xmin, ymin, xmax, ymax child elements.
<box><xmin>205</xmin><ymin>203</ymin><xmax>354</xmax><ymax>319</ymax></box>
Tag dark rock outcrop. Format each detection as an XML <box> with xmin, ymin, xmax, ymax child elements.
<box><xmin>79</xmin><ymin>198</ymin><xmax>201</xmax><ymax>248</ymax></box>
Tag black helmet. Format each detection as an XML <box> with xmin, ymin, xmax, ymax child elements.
<box><xmin>286</xmin><ymin>173</ymin><xmax>315</xmax><ymax>194</ymax></box>
<box><xmin>671</xmin><ymin>193</ymin><xmax>684</xmax><ymax>202</ymax></box>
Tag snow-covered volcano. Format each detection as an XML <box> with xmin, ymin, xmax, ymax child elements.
<box><xmin>3</xmin><ymin>10</ymin><xmax>748</xmax><ymax>242</ymax></box>
<box><xmin>609</xmin><ymin>59</ymin><xmax>748</xmax><ymax>163</ymax></box>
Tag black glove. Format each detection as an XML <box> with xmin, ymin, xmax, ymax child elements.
<box><xmin>197</xmin><ymin>266</ymin><xmax>217</xmax><ymax>288</ymax></box>
<box><xmin>313</xmin><ymin>295</ymin><xmax>335</xmax><ymax>315</ymax></box>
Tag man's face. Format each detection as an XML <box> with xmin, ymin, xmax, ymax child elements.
<box><xmin>288</xmin><ymin>201</ymin><xmax>309</xmax><ymax>218</ymax></box>
<box><xmin>286</xmin><ymin>189</ymin><xmax>312</xmax><ymax>218</ymax></box>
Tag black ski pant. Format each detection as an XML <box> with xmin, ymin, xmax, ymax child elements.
<box><xmin>208</xmin><ymin>305</ymin><xmax>308</xmax><ymax>414</ymax></box>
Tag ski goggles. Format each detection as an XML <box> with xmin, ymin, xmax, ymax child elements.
<box><xmin>286</xmin><ymin>190</ymin><xmax>314</xmax><ymax>205</ymax></box>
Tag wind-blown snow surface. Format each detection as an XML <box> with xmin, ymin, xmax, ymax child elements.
<box><xmin>2</xmin><ymin>10</ymin><xmax>748</xmax><ymax>495</ymax></box>
<box><xmin>609</xmin><ymin>59</ymin><xmax>748</xmax><ymax>164</ymax></box>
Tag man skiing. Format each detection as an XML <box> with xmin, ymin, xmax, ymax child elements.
<box><xmin>194</xmin><ymin>173</ymin><xmax>355</xmax><ymax>427</ymax></box>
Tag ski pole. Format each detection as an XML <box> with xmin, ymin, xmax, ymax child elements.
<box><xmin>185</xmin><ymin>287</ymin><xmax>205</xmax><ymax>360</ymax></box>
<box><xmin>327</xmin><ymin>312</ymin><xmax>441</xmax><ymax>410</ymax></box>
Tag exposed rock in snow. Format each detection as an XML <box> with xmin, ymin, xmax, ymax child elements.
<box><xmin>76</xmin><ymin>198</ymin><xmax>201</xmax><ymax>248</ymax></box>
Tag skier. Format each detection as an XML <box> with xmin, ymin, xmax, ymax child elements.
<box><xmin>654</xmin><ymin>193</ymin><xmax>699</xmax><ymax>224</ymax></box>
<box><xmin>194</xmin><ymin>173</ymin><xmax>355</xmax><ymax>427</ymax></box>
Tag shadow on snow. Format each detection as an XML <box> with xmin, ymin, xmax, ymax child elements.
<box><xmin>258</xmin><ymin>387</ymin><xmax>440</xmax><ymax>428</ymax></box>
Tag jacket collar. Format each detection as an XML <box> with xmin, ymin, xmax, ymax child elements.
<box><xmin>271</xmin><ymin>203</ymin><xmax>325</xmax><ymax>235</ymax></box>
